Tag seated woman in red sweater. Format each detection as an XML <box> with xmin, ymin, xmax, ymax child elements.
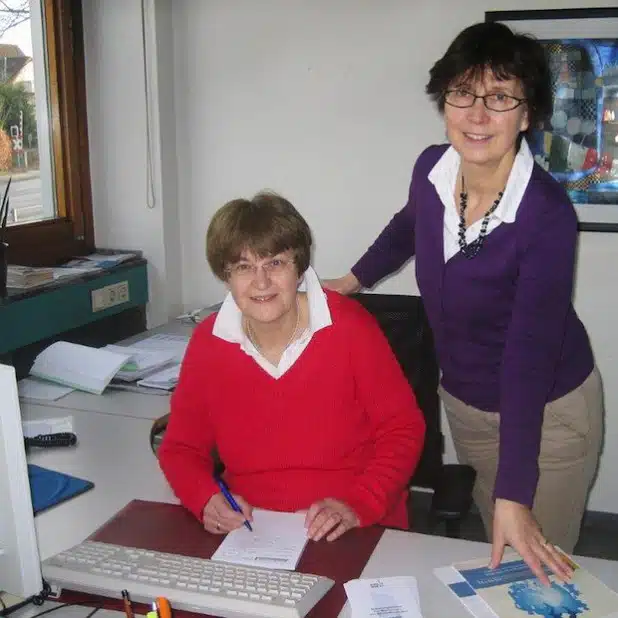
<box><xmin>158</xmin><ymin>192</ymin><xmax>425</xmax><ymax>542</ymax></box>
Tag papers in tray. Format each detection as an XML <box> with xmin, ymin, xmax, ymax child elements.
<box><xmin>211</xmin><ymin>509</ymin><xmax>308</xmax><ymax>571</ymax></box>
<box><xmin>344</xmin><ymin>576</ymin><xmax>423</xmax><ymax>618</ymax></box>
<box><xmin>435</xmin><ymin>549</ymin><xmax>618</xmax><ymax>618</ymax></box>
<box><xmin>104</xmin><ymin>344</ymin><xmax>176</xmax><ymax>381</ymax></box>
<box><xmin>136</xmin><ymin>364</ymin><xmax>181</xmax><ymax>391</ymax></box>
<box><xmin>129</xmin><ymin>333</ymin><xmax>189</xmax><ymax>363</ymax></box>
<box><xmin>30</xmin><ymin>341</ymin><xmax>131</xmax><ymax>395</ymax></box>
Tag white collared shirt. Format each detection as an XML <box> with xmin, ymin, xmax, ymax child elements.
<box><xmin>212</xmin><ymin>266</ymin><xmax>332</xmax><ymax>379</ymax></box>
<box><xmin>428</xmin><ymin>139</ymin><xmax>534</xmax><ymax>262</ymax></box>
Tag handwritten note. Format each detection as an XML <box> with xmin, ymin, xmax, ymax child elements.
<box><xmin>211</xmin><ymin>509</ymin><xmax>308</xmax><ymax>571</ymax></box>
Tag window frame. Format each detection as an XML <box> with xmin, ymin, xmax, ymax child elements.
<box><xmin>4</xmin><ymin>0</ymin><xmax>93</xmax><ymax>266</ymax></box>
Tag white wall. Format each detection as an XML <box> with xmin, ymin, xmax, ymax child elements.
<box><xmin>83</xmin><ymin>0</ymin><xmax>618</xmax><ymax>512</ymax></box>
<box><xmin>83</xmin><ymin>0</ymin><xmax>183</xmax><ymax>326</ymax></box>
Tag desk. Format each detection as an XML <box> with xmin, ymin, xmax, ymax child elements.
<box><xmin>16</xmin><ymin>324</ymin><xmax>618</xmax><ymax>618</ymax></box>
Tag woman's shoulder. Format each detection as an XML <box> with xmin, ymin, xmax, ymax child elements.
<box><xmin>414</xmin><ymin>144</ymin><xmax>450</xmax><ymax>174</ymax></box>
<box><xmin>520</xmin><ymin>163</ymin><xmax>578</xmax><ymax>228</ymax></box>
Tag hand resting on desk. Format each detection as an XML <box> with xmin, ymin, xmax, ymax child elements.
<box><xmin>305</xmin><ymin>497</ymin><xmax>360</xmax><ymax>542</ymax></box>
<box><xmin>203</xmin><ymin>492</ymin><xmax>253</xmax><ymax>534</ymax></box>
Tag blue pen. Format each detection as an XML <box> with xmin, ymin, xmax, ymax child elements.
<box><xmin>215</xmin><ymin>476</ymin><xmax>253</xmax><ymax>531</ymax></box>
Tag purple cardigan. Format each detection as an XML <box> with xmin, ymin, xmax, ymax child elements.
<box><xmin>352</xmin><ymin>144</ymin><xmax>594</xmax><ymax>507</ymax></box>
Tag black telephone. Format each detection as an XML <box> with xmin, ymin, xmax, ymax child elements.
<box><xmin>24</xmin><ymin>432</ymin><xmax>77</xmax><ymax>448</ymax></box>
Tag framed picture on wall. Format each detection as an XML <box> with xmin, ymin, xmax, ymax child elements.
<box><xmin>486</xmin><ymin>8</ymin><xmax>618</xmax><ymax>232</ymax></box>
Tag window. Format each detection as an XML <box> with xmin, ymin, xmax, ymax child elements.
<box><xmin>0</xmin><ymin>0</ymin><xmax>93</xmax><ymax>266</ymax></box>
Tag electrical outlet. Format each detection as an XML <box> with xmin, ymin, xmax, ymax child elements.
<box><xmin>91</xmin><ymin>280</ymin><xmax>130</xmax><ymax>312</ymax></box>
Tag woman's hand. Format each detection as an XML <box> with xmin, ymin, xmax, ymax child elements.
<box><xmin>305</xmin><ymin>498</ymin><xmax>360</xmax><ymax>542</ymax></box>
<box><xmin>202</xmin><ymin>492</ymin><xmax>253</xmax><ymax>534</ymax></box>
<box><xmin>490</xmin><ymin>498</ymin><xmax>574</xmax><ymax>585</ymax></box>
<box><xmin>321</xmin><ymin>272</ymin><xmax>361</xmax><ymax>295</ymax></box>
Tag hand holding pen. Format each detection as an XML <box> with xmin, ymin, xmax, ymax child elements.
<box><xmin>202</xmin><ymin>477</ymin><xmax>254</xmax><ymax>533</ymax></box>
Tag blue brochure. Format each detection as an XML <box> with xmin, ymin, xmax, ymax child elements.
<box><xmin>28</xmin><ymin>464</ymin><xmax>94</xmax><ymax>514</ymax></box>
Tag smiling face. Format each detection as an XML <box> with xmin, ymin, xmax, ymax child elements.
<box><xmin>226</xmin><ymin>249</ymin><xmax>300</xmax><ymax>330</ymax></box>
<box><xmin>444</xmin><ymin>70</ymin><xmax>529</xmax><ymax>171</ymax></box>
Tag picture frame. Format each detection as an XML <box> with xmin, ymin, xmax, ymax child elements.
<box><xmin>486</xmin><ymin>8</ymin><xmax>618</xmax><ymax>232</ymax></box>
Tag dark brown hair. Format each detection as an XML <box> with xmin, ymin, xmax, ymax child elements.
<box><xmin>425</xmin><ymin>22</ymin><xmax>553</xmax><ymax>134</ymax></box>
<box><xmin>206</xmin><ymin>191</ymin><xmax>312</xmax><ymax>281</ymax></box>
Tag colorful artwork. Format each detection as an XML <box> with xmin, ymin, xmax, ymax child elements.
<box><xmin>529</xmin><ymin>40</ymin><xmax>618</xmax><ymax>212</ymax></box>
<box><xmin>486</xmin><ymin>8</ymin><xmax>618</xmax><ymax>231</ymax></box>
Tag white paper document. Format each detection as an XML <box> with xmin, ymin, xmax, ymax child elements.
<box><xmin>131</xmin><ymin>333</ymin><xmax>190</xmax><ymax>363</ymax></box>
<box><xmin>18</xmin><ymin>377</ymin><xmax>75</xmax><ymax>401</ymax></box>
<box><xmin>104</xmin><ymin>344</ymin><xmax>176</xmax><ymax>381</ymax></box>
<box><xmin>211</xmin><ymin>509</ymin><xmax>308</xmax><ymax>571</ymax></box>
<box><xmin>29</xmin><ymin>341</ymin><xmax>131</xmax><ymax>395</ymax></box>
<box><xmin>344</xmin><ymin>576</ymin><xmax>423</xmax><ymax>618</ymax></box>
<box><xmin>136</xmin><ymin>364</ymin><xmax>181</xmax><ymax>391</ymax></box>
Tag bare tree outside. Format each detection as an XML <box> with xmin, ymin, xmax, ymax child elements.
<box><xmin>0</xmin><ymin>1</ymin><xmax>29</xmax><ymax>40</ymax></box>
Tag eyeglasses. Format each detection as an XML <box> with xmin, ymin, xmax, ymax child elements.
<box><xmin>444</xmin><ymin>89</ymin><xmax>526</xmax><ymax>112</ymax></box>
<box><xmin>225</xmin><ymin>257</ymin><xmax>293</xmax><ymax>279</ymax></box>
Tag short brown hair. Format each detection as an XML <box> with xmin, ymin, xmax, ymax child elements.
<box><xmin>207</xmin><ymin>191</ymin><xmax>312</xmax><ymax>281</ymax></box>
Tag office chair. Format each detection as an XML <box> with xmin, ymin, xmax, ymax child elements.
<box><xmin>350</xmin><ymin>292</ymin><xmax>476</xmax><ymax>539</ymax></box>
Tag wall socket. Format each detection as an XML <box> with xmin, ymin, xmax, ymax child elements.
<box><xmin>91</xmin><ymin>280</ymin><xmax>130</xmax><ymax>312</ymax></box>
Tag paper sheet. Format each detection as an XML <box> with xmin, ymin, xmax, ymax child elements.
<box><xmin>131</xmin><ymin>333</ymin><xmax>190</xmax><ymax>363</ymax></box>
<box><xmin>344</xmin><ymin>576</ymin><xmax>423</xmax><ymax>618</ymax></box>
<box><xmin>18</xmin><ymin>377</ymin><xmax>75</xmax><ymax>401</ymax></box>
<box><xmin>211</xmin><ymin>509</ymin><xmax>308</xmax><ymax>571</ymax></box>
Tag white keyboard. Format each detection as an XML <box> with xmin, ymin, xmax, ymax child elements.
<box><xmin>42</xmin><ymin>540</ymin><xmax>334</xmax><ymax>618</ymax></box>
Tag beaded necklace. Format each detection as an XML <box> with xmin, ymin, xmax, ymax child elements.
<box><xmin>458</xmin><ymin>175</ymin><xmax>504</xmax><ymax>259</ymax></box>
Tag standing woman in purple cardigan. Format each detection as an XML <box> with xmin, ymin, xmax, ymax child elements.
<box><xmin>325</xmin><ymin>21</ymin><xmax>603</xmax><ymax>583</ymax></box>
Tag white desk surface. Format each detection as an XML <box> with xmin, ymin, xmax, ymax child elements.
<box><xmin>22</xmin><ymin>402</ymin><xmax>176</xmax><ymax>561</ymax></box>
<box><xmin>15</xmin><ymin>321</ymin><xmax>618</xmax><ymax>618</ymax></box>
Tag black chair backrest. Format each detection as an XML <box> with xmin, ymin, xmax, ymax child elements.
<box><xmin>350</xmin><ymin>293</ymin><xmax>443</xmax><ymax>490</ymax></box>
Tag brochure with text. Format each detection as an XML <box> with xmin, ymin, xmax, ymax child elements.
<box><xmin>435</xmin><ymin>549</ymin><xmax>618</xmax><ymax>618</ymax></box>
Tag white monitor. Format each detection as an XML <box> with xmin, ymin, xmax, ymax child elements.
<box><xmin>0</xmin><ymin>363</ymin><xmax>43</xmax><ymax>597</ymax></box>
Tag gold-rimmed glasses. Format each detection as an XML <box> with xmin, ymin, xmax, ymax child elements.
<box><xmin>225</xmin><ymin>257</ymin><xmax>294</xmax><ymax>280</ymax></box>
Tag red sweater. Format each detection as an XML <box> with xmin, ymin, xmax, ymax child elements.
<box><xmin>159</xmin><ymin>290</ymin><xmax>425</xmax><ymax>529</ymax></box>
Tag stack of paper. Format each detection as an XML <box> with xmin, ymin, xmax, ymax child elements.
<box><xmin>211</xmin><ymin>509</ymin><xmax>308</xmax><ymax>571</ymax></box>
<box><xmin>126</xmin><ymin>333</ymin><xmax>190</xmax><ymax>391</ymax></box>
<box><xmin>344</xmin><ymin>576</ymin><xmax>423</xmax><ymax>618</ymax></box>
<box><xmin>136</xmin><ymin>365</ymin><xmax>181</xmax><ymax>391</ymax></box>
<box><xmin>7</xmin><ymin>265</ymin><xmax>55</xmax><ymax>288</ymax></box>
<box><xmin>104</xmin><ymin>344</ymin><xmax>176</xmax><ymax>381</ymax></box>
<box><xmin>30</xmin><ymin>341</ymin><xmax>131</xmax><ymax>395</ymax></box>
<box><xmin>129</xmin><ymin>333</ymin><xmax>190</xmax><ymax>363</ymax></box>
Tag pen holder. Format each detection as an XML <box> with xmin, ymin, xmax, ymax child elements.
<box><xmin>0</xmin><ymin>242</ymin><xmax>7</xmax><ymax>298</ymax></box>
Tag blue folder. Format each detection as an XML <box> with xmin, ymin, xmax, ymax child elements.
<box><xmin>28</xmin><ymin>464</ymin><xmax>94</xmax><ymax>514</ymax></box>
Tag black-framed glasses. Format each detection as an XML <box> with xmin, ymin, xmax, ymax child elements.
<box><xmin>444</xmin><ymin>89</ymin><xmax>526</xmax><ymax>112</ymax></box>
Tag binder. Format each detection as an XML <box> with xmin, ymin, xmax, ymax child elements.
<box><xmin>28</xmin><ymin>464</ymin><xmax>94</xmax><ymax>514</ymax></box>
<box><xmin>59</xmin><ymin>499</ymin><xmax>384</xmax><ymax>618</ymax></box>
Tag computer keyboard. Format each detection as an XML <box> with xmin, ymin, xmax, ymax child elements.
<box><xmin>42</xmin><ymin>540</ymin><xmax>334</xmax><ymax>618</ymax></box>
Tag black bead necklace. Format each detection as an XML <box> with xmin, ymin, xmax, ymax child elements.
<box><xmin>458</xmin><ymin>175</ymin><xmax>504</xmax><ymax>259</ymax></box>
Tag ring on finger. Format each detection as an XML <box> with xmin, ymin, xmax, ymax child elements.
<box><xmin>540</xmin><ymin>538</ymin><xmax>551</xmax><ymax>549</ymax></box>
<box><xmin>216</xmin><ymin>522</ymin><xmax>221</xmax><ymax>531</ymax></box>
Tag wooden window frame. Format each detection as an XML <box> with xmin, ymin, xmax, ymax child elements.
<box><xmin>4</xmin><ymin>0</ymin><xmax>93</xmax><ymax>266</ymax></box>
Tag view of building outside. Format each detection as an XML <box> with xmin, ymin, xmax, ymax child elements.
<box><xmin>0</xmin><ymin>0</ymin><xmax>50</xmax><ymax>225</ymax></box>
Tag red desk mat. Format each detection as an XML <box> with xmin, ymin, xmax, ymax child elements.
<box><xmin>57</xmin><ymin>499</ymin><xmax>384</xmax><ymax>618</ymax></box>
